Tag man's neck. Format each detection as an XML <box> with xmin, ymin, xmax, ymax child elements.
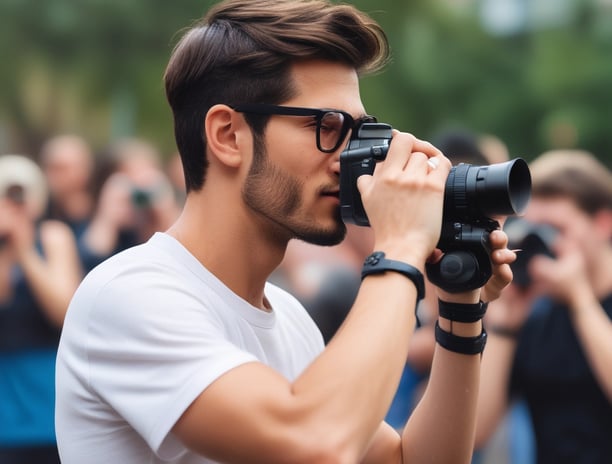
<box><xmin>167</xmin><ymin>196</ymin><xmax>287</xmax><ymax>310</ymax></box>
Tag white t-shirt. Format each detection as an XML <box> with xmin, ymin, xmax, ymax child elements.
<box><xmin>55</xmin><ymin>232</ymin><xmax>325</xmax><ymax>464</ymax></box>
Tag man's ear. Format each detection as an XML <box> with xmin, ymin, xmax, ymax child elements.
<box><xmin>205</xmin><ymin>104</ymin><xmax>249</xmax><ymax>168</ymax></box>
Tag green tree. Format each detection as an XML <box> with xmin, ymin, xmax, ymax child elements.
<box><xmin>1</xmin><ymin>0</ymin><xmax>611</xmax><ymax>168</ymax></box>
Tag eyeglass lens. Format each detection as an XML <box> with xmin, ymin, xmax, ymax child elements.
<box><xmin>318</xmin><ymin>111</ymin><xmax>350</xmax><ymax>152</ymax></box>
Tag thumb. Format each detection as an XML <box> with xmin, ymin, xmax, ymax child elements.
<box><xmin>356</xmin><ymin>174</ymin><xmax>373</xmax><ymax>195</ymax></box>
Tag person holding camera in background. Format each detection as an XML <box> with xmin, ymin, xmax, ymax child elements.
<box><xmin>0</xmin><ymin>154</ymin><xmax>82</xmax><ymax>464</ymax></box>
<box><xmin>78</xmin><ymin>136</ymin><xmax>180</xmax><ymax>271</ymax></box>
<box><xmin>476</xmin><ymin>150</ymin><xmax>612</xmax><ymax>463</ymax></box>
<box><xmin>55</xmin><ymin>1</ymin><xmax>518</xmax><ymax>463</ymax></box>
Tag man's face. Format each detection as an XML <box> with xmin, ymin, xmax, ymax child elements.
<box><xmin>242</xmin><ymin>60</ymin><xmax>367</xmax><ymax>246</ymax></box>
<box><xmin>43</xmin><ymin>139</ymin><xmax>92</xmax><ymax>196</ymax></box>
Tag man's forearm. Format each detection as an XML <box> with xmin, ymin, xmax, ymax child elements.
<box><xmin>474</xmin><ymin>330</ymin><xmax>517</xmax><ymax>448</ymax></box>
<box><xmin>292</xmin><ymin>271</ymin><xmax>419</xmax><ymax>462</ymax></box>
<box><xmin>401</xmin><ymin>318</ymin><xmax>483</xmax><ymax>464</ymax></box>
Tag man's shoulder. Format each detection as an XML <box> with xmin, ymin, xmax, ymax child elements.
<box><xmin>80</xmin><ymin>241</ymin><xmax>162</xmax><ymax>289</ymax></box>
<box><xmin>69</xmin><ymin>235</ymin><xmax>195</xmax><ymax>317</ymax></box>
<box><xmin>84</xmin><ymin>233</ymin><xmax>189</xmax><ymax>283</ymax></box>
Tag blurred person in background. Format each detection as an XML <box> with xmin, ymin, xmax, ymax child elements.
<box><xmin>38</xmin><ymin>134</ymin><xmax>96</xmax><ymax>239</ymax></box>
<box><xmin>79</xmin><ymin>136</ymin><xmax>180</xmax><ymax>271</ymax></box>
<box><xmin>0</xmin><ymin>154</ymin><xmax>82</xmax><ymax>464</ymax></box>
<box><xmin>476</xmin><ymin>149</ymin><xmax>612</xmax><ymax>464</ymax></box>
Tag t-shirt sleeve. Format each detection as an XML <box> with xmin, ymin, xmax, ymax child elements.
<box><xmin>85</xmin><ymin>269</ymin><xmax>257</xmax><ymax>459</ymax></box>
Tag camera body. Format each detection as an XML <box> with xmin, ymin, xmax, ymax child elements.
<box><xmin>504</xmin><ymin>218</ymin><xmax>557</xmax><ymax>288</ymax></box>
<box><xmin>131</xmin><ymin>187</ymin><xmax>153</xmax><ymax>209</ymax></box>
<box><xmin>0</xmin><ymin>154</ymin><xmax>49</xmax><ymax>247</ymax></box>
<box><xmin>339</xmin><ymin>123</ymin><xmax>532</xmax><ymax>292</ymax></box>
<box><xmin>339</xmin><ymin>123</ymin><xmax>392</xmax><ymax>226</ymax></box>
<box><xmin>2</xmin><ymin>184</ymin><xmax>26</xmax><ymax>205</ymax></box>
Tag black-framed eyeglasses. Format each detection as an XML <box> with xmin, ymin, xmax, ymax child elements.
<box><xmin>230</xmin><ymin>103</ymin><xmax>377</xmax><ymax>153</ymax></box>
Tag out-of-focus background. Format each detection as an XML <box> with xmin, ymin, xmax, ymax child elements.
<box><xmin>2</xmin><ymin>0</ymin><xmax>612</xmax><ymax>167</ymax></box>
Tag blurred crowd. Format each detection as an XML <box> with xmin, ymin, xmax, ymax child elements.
<box><xmin>1</xmin><ymin>129</ymin><xmax>611</xmax><ymax>463</ymax></box>
<box><xmin>0</xmin><ymin>134</ymin><xmax>184</xmax><ymax>463</ymax></box>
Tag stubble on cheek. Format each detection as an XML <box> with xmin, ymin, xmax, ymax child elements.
<box><xmin>243</xmin><ymin>158</ymin><xmax>303</xmax><ymax>218</ymax></box>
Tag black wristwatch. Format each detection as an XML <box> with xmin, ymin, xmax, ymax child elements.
<box><xmin>361</xmin><ymin>251</ymin><xmax>425</xmax><ymax>302</ymax></box>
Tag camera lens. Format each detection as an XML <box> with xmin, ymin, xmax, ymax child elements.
<box><xmin>131</xmin><ymin>189</ymin><xmax>151</xmax><ymax>208</ymax></box>
<box><xmin>444</xmin><ymin>158</ymin><xmax>532</xmax><ymax>220</ymax></box>
<box><xmin>5</xmin><ymin>184</ymin><xmax>26</xmax><ymax>205</ymax></box>
<box><xmin>505</xmin><ymin>218</ymin><xmax>558</xmax><ymax>288</ymax></box>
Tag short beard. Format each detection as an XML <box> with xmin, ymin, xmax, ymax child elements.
<box><xmin>242</xmin><ymin>133</ymin><xmax>346</xmax><ymax>247</ymax></box>
<box><xmin>297</xmin><ymin>207</ymin><xmax>346</xmax><ymax>246</ymax></box>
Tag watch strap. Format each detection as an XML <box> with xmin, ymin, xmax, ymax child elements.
<box><xmin>435</xmin><ymin>321</ymin><xmax>487</xmax><ymax>355</ymax></box>
<box><xmin>361</xmin><ymin>251</ymin><xmax>425</xmax><ymax>302</ymax></box>
<box><xmin>438</xmin><ymin>299</ymin><xmax>488</xmax><ymax>323</ymax></box>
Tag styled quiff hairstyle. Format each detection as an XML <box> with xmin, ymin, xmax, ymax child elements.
<box><xmin>164</xmin><ymin>0</ymin><xmax>389</xmax><ymax>192</ymax></box>
<box><xmin>529</xmin><ymin>149</ymin><xmax>612</xmax><ymax>215</ymax></box>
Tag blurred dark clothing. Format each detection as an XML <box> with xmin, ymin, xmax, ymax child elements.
<box><xmin>0</xmin><ymin>445</ymin><xmax>61</xmax><ymax>464</ymax></box>
<box><xmin>0</xmin><ymin>235</ymin><xmax>60</xmax><ymax>349</ymax></box>
<box><xmin>0</xmin><ymin>265</ymin><xmax>61</xmax><ymax>350</ymax></box>
<box><xmin>303</xmin><ymin>267</ymin><xmax>359</xmax><ymax>343</ymax></box>
<box><xmin>42</xmin><ymin>200</ymin><xmax>90</xmax><ymax>240</ymax></box>
<box><xmin>511</xmin><ymin>294</ymin><xmax>612</xmax><ymax>464</ymax></box>
<box><xmin>0</xmin><ymin>239</ymin><xmax>60</xmax><ymax>462</ymax></box>
<box><xmin>77</xmin><ymin>228</ymin><xmax>140</xmax><ymax>272</ymax></box>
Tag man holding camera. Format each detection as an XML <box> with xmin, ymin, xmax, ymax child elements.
<box><xmin>55</xmin><ymin>1</ymin><xmax>516</xmax><ymax>463</ymax></box>
<box><xmin>476</xmin><ymin>150</ymin><xmax>612</xmax><ymax>463</ymax></box>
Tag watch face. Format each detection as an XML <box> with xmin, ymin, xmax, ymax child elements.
<box><xmin>364</xmin><ymin>251</ymin><xmax>385</xmax><ymax>266</ymax></box>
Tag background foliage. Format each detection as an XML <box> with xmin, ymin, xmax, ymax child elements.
<box><xmin>1</xmin><ymin>0</ymin><xmax>611</xmax><ymax>167</ymax></box>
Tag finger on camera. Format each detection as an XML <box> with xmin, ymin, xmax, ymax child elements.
<box><xmin>489</xmin><ymin>229</ymin><xmax>509</xmax><ymax>249</ymax></box>
<box><xmin>382</xmin><ymin>132</ymin><xmax>417</xmax><ymax>170</ymax></box>
<box><xmin>492</xmin><ymin>248</ymin><xmax>517</xmax><ymax>265</ymax></box>
<box><xmin>405</xmin><ymin>151</ymin><xmax>428</xmax><ymax>170</ymax></box>
<box><xmin>355</xmin><ymin>173</ymin><xmax>373</xmax><ymax>194</ymax></box>
<box><xmin>411</xmin><ymin>137</ymin><xmax>443</xmax><ymax>158</ymax></box>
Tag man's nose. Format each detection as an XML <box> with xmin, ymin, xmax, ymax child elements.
<box><xmin>330</xmin><ymin>154</ymin><xmax>341</xmax><ymax>177</ymax></box>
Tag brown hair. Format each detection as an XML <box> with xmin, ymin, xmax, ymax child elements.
<box><xmin>164</xmin><ymin>0</ymin><xmax>390</xmax><ymax>192</ymax></box>
<box><xmin>529</xmin><ymin>149</ymin><xmax>612</xmax><ymax>215</ymax></box>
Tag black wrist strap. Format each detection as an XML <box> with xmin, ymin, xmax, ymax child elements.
<box><xmin>435</xmin><ymin>321</ymin><xmax>487</xmax><ymax>355</ymax></box>
<box><xmin>438</xmin><ymin>299</ymin><xmax>488</xmax><ymax>323</ymax></box>
<box><xmin>361</xmin><ymin>251</ymin><xmax>425</xmax><ymax>302</ymax></box>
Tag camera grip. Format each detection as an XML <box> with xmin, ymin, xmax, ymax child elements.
<box><xmin>425</xmin><ymin>224</ymin><xmax>494</xmax><ymax>293</ymax></box>
<box><xmin>426</xmin><ymin>249</ymin><xmax>492</xmax><ymax>293</ymax></box>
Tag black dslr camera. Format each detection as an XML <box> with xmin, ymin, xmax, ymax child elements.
<box><xmin>0</xmin><ymin>183</ymin><xmax>27</xmax><ymax>248</ymax></box>
<box><xmin>504</xmin><ymin>218</ymin><xmax>557</xmax><ymax>288</ymax></box>
<box><xmin>339</xmin><ymin>123</ymin><xmax>532</xmax><ymax>293</ymax></box>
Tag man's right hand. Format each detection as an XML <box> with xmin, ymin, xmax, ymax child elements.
<box><xmin>356</xmin><ymin>131</ymin><xmax>451</xmax><ymax>268</ymax></box>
